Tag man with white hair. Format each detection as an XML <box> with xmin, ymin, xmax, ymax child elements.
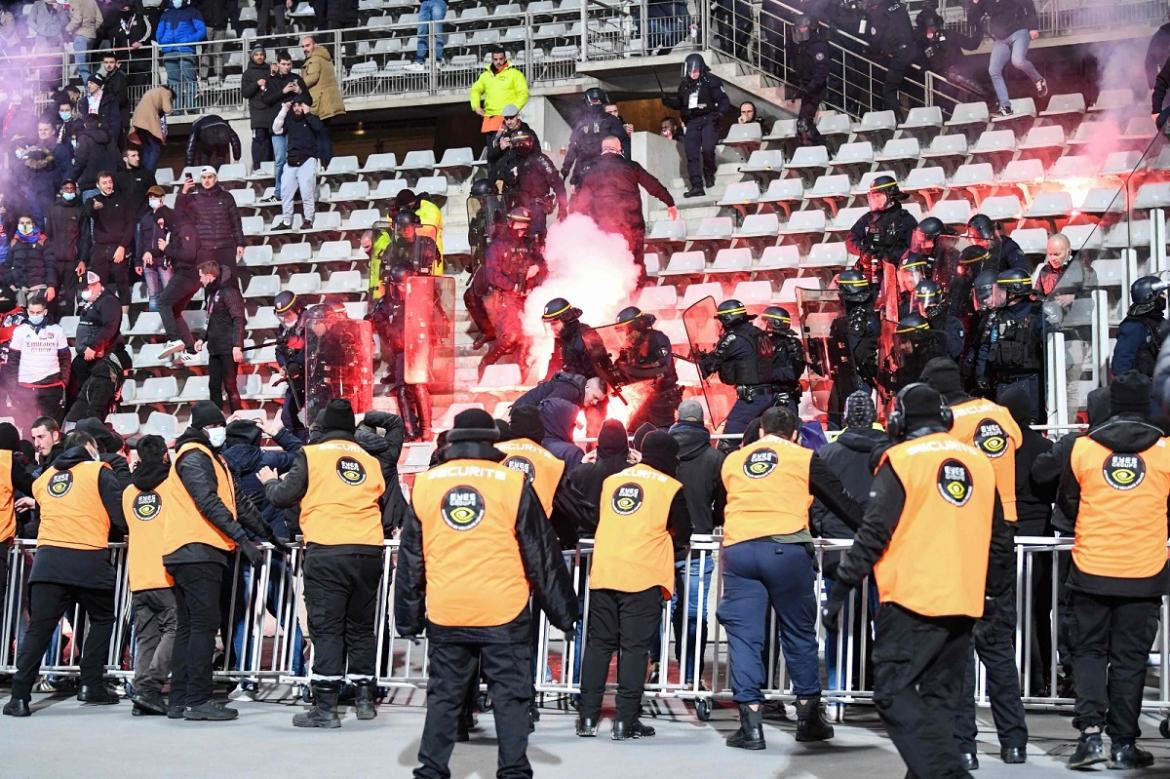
<box><xmin>1033</xmin><ymin>232</ymin><xmax>1097</xmax><ymax>413</ymax></box>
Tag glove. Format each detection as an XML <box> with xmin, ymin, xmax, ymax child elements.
<box><xmin>238</xmin><ymin>539</ymin><xmax>264</xmax><ymax>568</ymax></box>
<box><xmin>820</xmin><ymin>597</ymin><xmax>843</xmax><ymax>631</ymax></box>
<box><xmin>268</xmin><ymin>532</ymin><xmax>292</xmax><ymax>552</ymax></box>
<box><xmin>362</xmin><ymin>410</ymin><xmax>392</xmax><ymax>428</ymax></box>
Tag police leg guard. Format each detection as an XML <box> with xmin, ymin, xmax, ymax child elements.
<box><xmin>412</xmin><ymin>384</ymin><xmax>433</xmax><ymax>441</ymax></box>
<box><xmin>726</xmin><ymin>703</ymin><xmax>766</xmax><ymax>750</ymax></box>
<box><xmin>795</xmin><ymin>696</ymin><xmax>834</xmax><ymax>742</ymax></box>
<box><xmin>396</xmin><ymin>385</ymin><xmax>419</xmax><ymax>439</ymax></box>
<box><xmin>293</xmin><ymin>681</ymin><xmax>342</xmax><ymax>729</ymax></box>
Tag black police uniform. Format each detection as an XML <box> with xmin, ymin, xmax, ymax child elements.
<box><xmin>865</xmin><ymin>0</ymin><xmax>919</xmax><ymax>117</ymax></box>
<box><xmin>917</xmin><ymin>10</ymin><xmax>987</xmax><ymax>99</ymax></box>
<box><xmin>473</xmin><ymin>231</ymin><xmax>545</xmax><ymax>371</ymax></box>
<box><xmin>827</xmin><ymin>299</ymin><xmax>880</xmax><ymax>426</ymax></box>
<box><xmin>561</xmin><ymin>106</ymin><xmax>629</xmax><ymax>187</ymax></box>
<box><xmin>499</xmin><ymin>149</ymin><xmax>565</xmax><ymax>239</ymax></box>
<box><xmin>385</xmin><ymin>234</ymin><xmax>441</xmax><ymax>277</ymax></box>
<box><xmin>275</xmin><ymin>316</ymin><xmax>307</xmax><ymax>436</ymax></box>
<box><xmin>977</xmin><ymin>296</ymin><xmax>1045</xmax><ymax>422</ymax></box>
<box><xmin>486</xmin><ymin>120</ymin><xmax>541</xmax><ymax>181</ymax></box>
<box><xmin>367</xmin><ymin>283</ymin><xmax>432</xmax><ymax>440</ymax></box>
<box><xmin>767</xmin><ymin>328</ymin><xmax>806</xmax><ymax>414</ymax></box>
<box><xmin>886</xmin><ymin>325</ymin><xmax>946</xmax><ymax>394</ymax></box>
<box><xmin>846</xmin><ymin>203</ymin><xmax>918</xmax><ymax>290</ymax></box>
<box><xmin>698</xmin><ymin>320</ymin><xmax>774</xmax><ymax>447</ymax></box>
<box><xmin>793</xmin><ymin>26</ymin><xmax>831</xmax><ymax>137</ymax></box>
<box><xmin>616</xmin><ymin>322</ymin><xmax>681</xmax><ymax>431</ymax></box>
<box><xmin>664</xmin><ymin>56</ymin><xmax>731</xmax><ymax>193</ymax></box>
<box><xmin>1113</xmin><ymin>309</ymin><xmax>1165</xmax><ymax>377</ymax></box>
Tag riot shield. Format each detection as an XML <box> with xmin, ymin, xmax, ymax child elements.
<box><xmin>304</xmin><ymin>304</ymin><xmax>374</xmax><ymax>422</ymax></box>
<box><xmin>681</xmin><ymin>296</ymin><xmax>738</xmax><ymax>430</ymax></box>
<box><xmin>403</xmin><ymin>274</ymin><xmax>456</xmax><ymax>394</ymax></box>
<box><xmin>466</xmin><ymin>193</ymin><xmax>503</xmax><ymax>270</ymax></box>
<box><xmin>795</xmin><ymin>287</ymin><xmax>843</xmax><ymax>418</ymax></box>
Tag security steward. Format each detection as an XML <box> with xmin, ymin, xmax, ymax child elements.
<box><xmin>760</xmin><ymin>306</ymin><xmax>806</xmax><ymax>415</ymax></box>
<box><xmin>260</xmin><ymin>399</ymin><xmax>390</xmax><ymax>728</ymax></box>
<box><xmin>920</xmin><ymin>357</ymin><xmax>1028</xmax><ymax>768</ymax></box>
<box><xmin>792</xmin><ymin>15</ymin><xmax>830</xmax><ymax>146</ymax></box>
<box><xmin>396</xmin><ymin>408</ymin><xmax>578</xmax><ymax>778</ymax></box>
<box><xmin>0</xmin><ymin>425</ymin><xmax>33</xmax><ymax>622</ymax></box>
<box><xmin>578</xmin><ymin>431</ymin><xmax>691</xmax><ymax>740</ymax></box>
<box><xmin>663</xmin><ymin>53</ymin><xmax>731</xmax><ymax>198</ymax></box>
<box><xmin>613</xmin><ymin>306</ymin><xmax>681</xmax><ymax>431</ymax></box>
<box><xmin>846</xmin><ymin>176</ymin><xmax>918</xmax><ymax>294</ymax></box>
<box><xmin>561</xmin><ymin>87</ymin><xmax>629</xmax><ymax>187</ymax></box>
<box><xmin>1113</xmin><ymin>275</ymin><xmax>1168</xmax><ymax>377</ymax></box>
<box><xmin>1057</xmin><ymin>371</ymin><xmax>1170</xmax><ymax>770</ymax></box>
<box><xmin>123</xmin><ymin>435</ymin><xmax>178</xmax><ymax>717</ymax></box>
<box><xmin>4</xmin><ymin>430</ymin><xmax>127</xmax><ymax>717</ymax></box>
<box><xmin>698</xmin><ymin>299</ymin><xmax>775</xmax><ymax>449</ymax></box>
<box><xmin>719</xmin><ymin>406</ymin><xmax>863</xmax><ymax>749</ymax></box>
<box><xmin>275</xmin><ymin>290</ymin><xmax>308</xmax><ymax>437</ymax></box>
<box><xmin>499</xmin><ymin>129</ymin><xmax>566</xmax><ymax>242</ymax></box>
<box><xmin>162</xmin><ymin>401</ymin><xmax>274</xmax><ymax>721</ymax></box>
<box><xmin>831</xmin><ymin>383</ymin><xmax>1011</xmax><ymax>778</ymax></box>
<box><xmin>500</xmin><ymin>404</ymin><xmax>581</xmax><ymax>548</ymax></box>
<box><xmin>979</xmin><ymin>269</ymin><xmax>1045</xmax><ymax>422</ymax></box>
<box><xmin>827</xmin><ymin>270</ymin><xmax>880</xmax><ymax>426</ymax></box>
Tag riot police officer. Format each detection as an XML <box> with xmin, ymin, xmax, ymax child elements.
<box><xmin>913</xmin><ymin>279</ymin><xmax>964</xmax><ymax>360</ymax></box>
<box><xmin>367</xmin><ymin>263</ymin><xmax>432</xmax><ymax>441</ymax></box>
<box><xmin>846</xmin><ymin>176</ymin><xmax>918</xmax><ymax>293</ymax></box>
<box><xmin>792</xmin><ymin>16</ymin><xmax>830</xmax><ymax>145</ymax></box>
<box><xmin>902</xmin><ymin>215</ymin><xmax>955</xmax><ymax>282</ymax></box>
<box><xmin>475</xmin><ymin>208</ymin><xmax>546</xmax><ymax>373</ymax></box>
<box><xmin>827</xmin><ymin>270</ymin><xmax>880</xmax><ymax>426</ymax></box>
<box><xmin>274</xmin><ymin>290</ymin><xmax>308</xmax><ymax>438</ymax></box>
<box><xmin>542</xmin><ymin>298</ymin><xmax>619</xmax><ymax>435</ymax></box>
<box><xmin>916</xmin><ymin>4</ymin><xmax>987</xmax><ymax>99</ymax></box>
<box><xmin>885</xmin><ymin>313</ymin><xmax>946</xmax><ymax>393</ymax></box>
<box><xmin>1113</xmin><ymin>275</ymin><xmax>1168</xmax><ymax>377</ymax></box>
<box><xmin>466</xmin><ymin>178</ymin><xmax>502</xmax><ymax>270</ymax></box>
<box><xmin>698</xmin><ymin>299</ymin><xmax>774</xmax><ymax>449</ymax></box>
<box><xmin>499</xmin><ymin>130</ymin><xmax>566</xmax><ymax>242</ymax></box>
<box><xmin>663</xmin><ymin>54</ymin><xmax>731</xmax><ymax>198</ymax></box>
<box><xmin>978</xmin><ymin>269</ymin><xmax>1045</xmax><ymax>422</ymax></box>
<box><xmin>962</xmin><ymin>268</ymin><xmax>1000</xmax><ymax>390</ymax></box>
<box><xmin>895</xmin><ymin>254</ymin><xmax>930</xmax><ymax>320</ymax></box>
<box><xmin>561</xmin><ymin>88</ymin><xmax>629</xmax><ymax>188</ymax></box>
<box><xmin>760</xmin><ymin>306</ymin><xmax>806</xmax><ymax>414</ymax></box>
<box><xmin>613</xmin><ymin>306</ymin><xmax>681</xmax><ymax>431</ymax></box>
<box><xmin>386</xmin><ymin>210</ymin><xmax>441</xmax><ymax>277</ymax></box>
<box><xmin>967</xmin><ymin>213</ymin><xmax>1030</xmax><ymax>274</ymax></box>
<box><xmin>864</xmin><ymin>0</ymin><xmax>919</xmax><ymax>118</ymax></box>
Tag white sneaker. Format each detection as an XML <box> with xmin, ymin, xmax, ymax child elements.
<box><xmin>172</xmin><ymin>350</ymin><xmax>193</xmax><ymax>365</ymax></box>
<box><xmin>158</xmin><ymin>340</ymin><xmax>186</xmax><ymax>359</ymax></box>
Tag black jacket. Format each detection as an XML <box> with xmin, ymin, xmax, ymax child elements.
<box><xmin>561</xmin><ymin>107</ymin><xmax>630</xmax><ymax>185</ymax></box>
<box><xmin>262</xmin><ymin>71</ymin><xmax>312</xmax><ymax>110</ymax></box>
<box><xmin>195</xmin><ymin>0</ymin><xmax>230</xmax><ymax>28</ymax></box>
<box><xmin>80</xmin><ymin>91</ymin><xmax>123</xmax><ymax>142</ymax></box>
<box><xmin>115</xmin><ymin>163</ymin><xmax>156</xmax><ymax>217</ymax></box>
<box><xmin>665</xmin><ymin>71</ymin><xmax>731</xmax><ymax>122</ymax></box>
<box><xmin>177</xmin><ymin>184</ymin><xmax>244</xmax><ymax>251</ymax></box>
<box><xmin>29</xmin><ymin>445</ymin><xmax>127</xmax><ymax>590</ymax></box>
<box><xmin>74</xmin><ymin>288</ymin><xmax>123</xmax><ymax>356</ymax></box>
<box><xmin>1154</xmin><ymin>56</ymin><xmax>1170</xmax><ymax>117</ymax></box>
<box><xmin>1146</xmin><ymin>21</ymin><xmax>1170</xmax><ymax>89</ymax></box>
<box><xmin>1004</xmin><ymin>395</ymin><xmax>1053</xmax><ymax>534</ymax></box>
<box><xmin>241</xmin><ymin>60</ymin><xmax>280</xmax><ymax>130</ymax></box>
<box><xmin>69</xmin><ymin>123</ymin><xmax>119</xmax><ymax>191</ymax></box>
<box><xmin>566</xmin><ymin>451</ymin><xmax>633</xmax><ymax>528</ymax></box>
<box><xmin>355</xmin><ymin>411</ymin><xmax>408</xmax><ymax>530</ymax></box>
<box><xmin>811</xmin><ymin>426</ymin><xmax>890</xmax><ymax>539</ymax></box>
<box><xmin>669</xmin><ymin>421</ymin><xmax>726</xmax><ymax>534</ymax></box>
<box><xmin>85</xmin><ymin>190</ymin><xmax>136</xmax><ymax>251</ymax></box>
<box><xmin>514</xmin><ymin>372</ymin><xmax>588</xmax><ymax>409</ymax></box>
<box><xmin>135</xmin><ymin>205</ymin><xmax>173</xmax><ymax>266</ymax></box>
<box><xmin>866</xmin><ymin>1</ymin><xmax>916</xmax><ymax>56</ymax></box>
<box><xmin>968</xmin><ymin>0</ymin><xmax>1039</xmax><ymax>40</ymax></box>
<box><xmin>570</xmin><ymin>153</ymin><xmax>675</xmax><ymax>234</ymax></box>
<box><xmin>203</xmin><ymin>272</ymin><xmax>245</xmax><ymax>354</ymax></box>
<box><xmin>395</xmin><ymin>439</ymin><xmax>579</xmax><ymax>642</ymax></box>
<box><xmin>7</xmin><ymin>238</ymin><xmax>57</xmax><ymax>290</ymax></box>
<box><xmin>486</xmin><ymin>120</ymin><xmax>540</xmax><ymax>178</ymax></box>
<box><xmin>276</xmin><ymin>107</ymin><xmax>325</xmax><ymax>166</ymax></box>
<box><xmin>500</xmin><ymin>151</ymin><xmax>565</xmax><ymax>212</ymax></box>
<box><xmin>45</xmin><ymin>195</ymin><xmax>83</xmax><ymax>268</ymax></box>
<box><xmin>185</xmin><ymin>115</ymin><xmax>242</xmax><ymax>166</ymax></box>
<box><xmin>162</xmin><ymin>428</ymin><xmax>270</xmax><ymax>567</ymax></box>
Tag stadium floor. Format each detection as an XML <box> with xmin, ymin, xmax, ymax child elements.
<box><xmin>3</xmin><ymin>690</ymin><xmax>1169</xmax><ymax>777</ymax></box>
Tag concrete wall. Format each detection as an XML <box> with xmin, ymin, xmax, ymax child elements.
<box><xmin>521</xmin><ymin>95</ymin><xmax>574</xmax><ymax>171</ymax></box>
<box><xmin>635</xmin><ymin>131</ymin><xmax>687</xmax><ymax>213</ymax></box>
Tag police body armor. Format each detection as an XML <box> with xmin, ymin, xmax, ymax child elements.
<box><xmin>988</xmin><ymin>309</ymin><xmax>1042</xmax><ymax>374</ymax></box>
<box><xmin>847</xmin><ymin>304</ymin><xmax>879</xmax><ymax>382</ymax></box>
<box><xmin>1128</xmin><ymin>316</ymin><xmax>1163</xmax><ymax>376</ymax></box>
<box><xmin>716</xmin><ymin>323</ymin><xmax>774</xmax><ymax>399</ymax></box>
<box><xmin>768</xmin><ymin>331</ymin><xmax>806</xmax><ymax>399</ymax></box>
<box><xmin>859</xmin><ymin>209</ymin><xmax>908</xmax><ymax>283</ymax></box>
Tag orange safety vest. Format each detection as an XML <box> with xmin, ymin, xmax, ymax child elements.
<box><xmin>0</xmin><ymin>450</ymin><xmax>14</xmax><ymax>543</ymax></box>
<box><xmin>720</xmin><ymin>435</ymin><xmax>814</xmax><ymax>546</ymax></box>
<box><xmin>300</xmin><ymin>440</ymin><xmax>386</xmax><ymax>547</ymax></box>
<box><xmin>874</xmin><ymin>432</ymin><xmax>997</xmax><ymax>618</ymax></box>
<box><xmin>32</xmin><ymin>460</ymin><xmax>111</xmax><ymax>551</ymax></box>
<box><xmin>1070</xmin><ymin>436</ymin><xmax>1170</xmax><ymax>580</ymax></box>
<box><xmin>162</xmin><ymin>441</ymin><xmax>238</xmax><ymax>556</ymax></box>
<box><xmin>497</xmin><ymin>439</ymin><xmax>565</xmax><ymax>518</ymax></box>
<box><xmin>123</xmin><ymin>479</ymin><xmax>179</xmax><ymax>591</ymax></box>
<box><xmin>589</xmin><ymin>465</ymin><xmax>681</xmax><ymax>599</ymax></box>
<box><xmin>411</xmin><ymin>458</ymin><xmax>530</xmax><ymax>627</ymax></box>
<box><xmin>948</xmin><ymin>397</ymin><xmax>1022</xmax><ymax>522</ymax></box>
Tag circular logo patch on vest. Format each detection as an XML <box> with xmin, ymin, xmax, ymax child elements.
<box><xmin>503</xmin><ymin>456</ymin><xmax>536</xmax><ymax>484</ymax></box>
<box><xmin>743</xmin><ymin>448</ymin><xmax>778</xmax><ymax>479</ymax></box>
<box><xmin>441</xmin><ymin>486</ymin><xmax>486</xmax><ymax>531</ymax></box>
<box><xmin>974</xmin><ymin>418</ymin><xmax>1008</xmax><ymax>458</ymax></box>
<box><xmin>611</xmin><ymin>482</ymin><xmax>644</xmax><ymax>516</ymax></box>
<box><xmin>132</xmin><ymin>490</ymin><xmax>162</xmax><ymax>521</ymax></box>
<box><xmin>336</xmin><ymin>456</ymin><xmax>367</xmax><ymax>486</ymax></box>
<box><xmin>47</xmin><ymin>470</ymin><xmax>73</xmax><ymax>498</ymax></box>
<box><xmin>1103</xmin><ymin>453</ymin><xmax>1145</xmax><ymax>491</ymax></box>
<box><xmin>937</xmin><ymin>459</ymin><xmax>973</xmax><ymax>507</ymax></box>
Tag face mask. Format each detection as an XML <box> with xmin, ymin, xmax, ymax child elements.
<box><xmin>149</xmin><ymin>198</ymin><xmax>162</xmax><ymax>210</ymax></box>
<box><xmin>171</xmin><ymin>0</ymin><xmax>182</xmax><ymax>7</ymax></box>
<box><xmin>27</xmin><ymin>314</ymin><xmax>44</xmax><ymax>326</ymax></box>
<box><xmin>62</xmin><ymin>192</ymin><xmax>76</xmax><ymax>201</ymax></box>
<box><xmin>206</xmin><ymin>427</ymin><xmax>226</xmax><ymax>448</ymax></box>
<box><xmin>17</xmin><ymin>224</ymin><xmax>33</xmax><ymax>235</ymax></box>
<box><xmin>59</xmin><ymin>111</ymin><xmax>71</xmax><ymax>122</ymax></box>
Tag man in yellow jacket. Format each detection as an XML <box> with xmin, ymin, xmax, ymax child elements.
<box><xmin>469</xmin><ymin>47</ymin><xmax>529</xmax><ymax>148</ymax></box>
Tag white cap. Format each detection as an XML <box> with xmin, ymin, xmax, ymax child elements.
<box><xmin>85</xmin><ymin>271</ymin><xmax>101</xmax><ymax>285</ymax></box>
<box><xmin>199</xmin><ymin>165</ymin><xmax>217</xmax><ymax>178</ymax></box>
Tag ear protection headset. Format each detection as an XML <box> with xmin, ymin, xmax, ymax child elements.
<box><xmin>886</xmin><ymin>382</ymin><xmax>953</xmax><ymax>441</ymax></box>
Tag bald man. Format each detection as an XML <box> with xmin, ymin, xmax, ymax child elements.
<box><xmin>1033</xmin><ymin>231</ymin><xmax>1097</xmax><ymax>413</ymax></box>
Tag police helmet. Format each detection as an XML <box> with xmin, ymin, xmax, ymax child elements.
<box><xmin>895</xmin><ymin>312</ymin><xmax>931</xmax><ymax>336</ymax></box>
<box><xmin>917</xmin><ymin>216</ymin><xmax>949</xmax><ymax>239</ymax></box>
<box><xmin>542</xmin><ymin>297</ymin><xmax>582</xmax><ymax>322</ymax></box>
<box><xmin>507</xmin><ymin>206</ymin><xmax>533</xmax><ymax>224</ymax></box>
<box><xmin>584</xmin><ymin>87</ymin><xmax>608</xmax><ymax>106</ymax></box>
<box><xmin>1129</xmin><ymin>275</ymin><xmax>1169</xmax><ymax>315</ymax></box>
<box><xmin>761</xmin><ymin>306</ymin><xmax>793</xmax><ymax>332</ymax></box>
<box><xmin>511</xmin><ymin>130</ymin><xmax>535</xmax><ymax>154</ymax></box>
<box><xmin>684</xmin><ymin>53</ymin><xmax>707</xmax><ymax>76</ymax></box>
<box><xmin>793</xmin><ymin>15</ymin><xmax>814</xmax><ymax>43</ymax></box>
<box><xmin>388</xmin><ymin>262</ymin><xmax>413</xmax><ymax>284</ymax></box>
<box><xmin>616</xmin><ymin>305</ymin><xmax>654</xmax><ymax>330</ymax></box>
<box><xmin>900</xmin><ymin>254</ymin><xmax>930</xmax><ymax>274</ymax></box>
<box><xmin>714</xmin><ymin>298</ymin><xmax>752</xmax><ymax>327</ymax></box>
<box><xmin>914</xmin><ymin>279</ymin><xmax>942</xmax><ymax>307</ymax></box>
<box><xmin>395</xmin><ymin>209</ymin><xmax>421</xmax><ymax>229</ymax></box>
<box><xmin>973</xmin><ymin>269</ymin><xmax>999</xmax><ymax>303</ymax></box>
<box><xmin>959</xmin><ymin>245</ymin><xmax>991</xmax><ymax>266</ymax></box>
<box><xmin>996</xmin><ymin>268</ymin><xmax>1033</xmax><ymax>299</ymax></box>
<box><xmin>967</xmin><ymin>213</ymin><xmax>997</xmax><ymax>241</ymax></box>
<box><xmin>274</xmin><ymin>290</ymin><xmax>300</xmax><ymax>315</ymax></box>
<box><xmin>470</xmin><ymin>178</ymin><xmax>495</xmax><ymax>198</ymax></box>
<box><xmin>868</xmin><ymin>175</ymin><xmax>904</xmax><ymax>201</ymax></box>
<box><xmin>837</xmin><ymin>269</ymin><xmax>873</xmax><ymax>303</ymax></box>
<box><xmin>916</xmin><ymin>6</ymin><xmax>944</xmax><ymax>32</ymax></box>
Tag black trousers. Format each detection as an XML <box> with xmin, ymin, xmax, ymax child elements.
<box><xmin>578</xmin><ymin>586</ymin><xmax>662</xmax><ymax>726</ymax></box>
<box><xmin>90</xmin><ymin>243</ymin><xmax>132</xmax><ymax>307</ymax></box>
<box><xmin>167</xmin><ymin>561</ymin><xmax>224</xmax><ymax>708</ymax></box>
<box><xmin>954</xmin><ymin>587</ymin><xmax>1028</xmax><ymax>751</ymax></box>
<box><xmin>463</xmin><ymin>281</ymin><xmax>494</xmax><ymax>341</ymax></box>
<box><xmin>12</xmin><ymin>384</ymin><xmax>64</xmax><ymax>430</ymax></box>
<box><xmin>160</xmin><ymin>271</ymin><xmax>202</xmax><ymax>348</ymax></box>
<box><xmin>208</xmin><ymin>352</ymin><xmax>242</xmax><ymax>413</ymax></box>
<box><xmin>873</xmin><ymin>603</ymin><xmax>973</xmax><ymax>779</ymax></box>
<box><xmin>417</xmin><ymin>640</ymin><xmax>534</xmax><ymax>779</ymax></box>
<box><xmin>251</xmin><ymin>127</ymin><xmax>274</xmax><ymax>170</ymax></box>
<box><xmin>683</xmin><ymin>114</ymin><xmax>719</xmax><ymax>187</ymax></box>
<box><xmin>1069</xmin><ymin>589</ymin><xmax>1161</xmax><ymax>740</ymax></box>
<box><xmin>11</xmin><ymin>582</ymin><xmax>115</xmax><ymax>700</ymax></box>
<box><xmin>303</xmin><ymin>550</ymin><xmax>382</xmax><ymax>680</ymax></box>
<box><xmin>798</xmin><ymin>83</ymin><xmax>827</xmax><ymax>125</ymax></box>
<box><xmin>882</xmin><ymin>46</ymin><xmax>919</xmax><ymax>117</ymax></box>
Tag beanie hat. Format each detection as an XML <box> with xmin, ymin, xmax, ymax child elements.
<box><xmin>495</xmin><ymin>418</ymin><xmax>512</xmax><ymax>442</ymax></box>
<box><xmin>631</xmin><ymin>422</ymin><xmax>656</xmax><ymax>452</ymax></box>
<box><xmin>898</xmin><ymin>384</ymin><xmax>947</xmax><ymax>433</ymax></box>
<box><xmin>676</xmin><ymin>399</ymin><xmax>704</xmax><ymax>424</ymax></box>
<box><xmin>639</xmin><ymin>431</ymin><xmax>680</xmax><ymax>477</ymax></box>
<box><xmin>321</xmin><ymin>399</ymin><xmax>356</xmax><ymax>433</ymax></box>
<box><xmin>919</xmin><ymin>357</ymin><xmax>964</xmax><ymax>400</ymax></box>
<box><xmin>190</xmin><ymin>400</ymin><xmax>226</xmax><ymax>430</ymax></box>
<box><xmin>447</xmin><ymin>408</ymin><xmax>499</xmax><ymax>444</ymax></box>
<box><xmin>509</xmin><ymin>405</ymin><xmax>545</xmax><ymax>442</ymax></box>
<box><xmin>1086</xmin><ymin>386</ymin><xmax>1111</xmax><ymax>427</ymax></box>
<box><xmin>1110</xmin><ymin>370</ymin><xmax>1151</xmax><ymax>417</ymax></box>
<box><xmin>0</xmin><ymin>422</ymin><xmax>18</xmax><ymax>452</ymax></box>
<box><xmin>225</xmin><ymin>419</ymin><xmax>263</xmax><ymax>447</ymax></box>
<box><xmin>999</xmin><ymin>385</ymin><xmax>1032</xmax><ymax>428</ymax></box>
<box><xmin>843</xmin><ymin>391</ymin><xmax>876</xmax><ymax>429</ymax></box>
<box><xmin>596</xmin><ymin>419</ymin><xmax>629</xmax><ymax>459</ymax></box>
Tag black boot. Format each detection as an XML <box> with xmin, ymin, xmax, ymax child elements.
<box><xmin>1068</xmin><ymin>730</ymin><xmax>1105</xmax><ymax>769</ymax></box>
<box><xmin>293</xmin><ymin>682</ymin><xmax>341</xmax><ymax>729</ymax></box>
<box><xmin>725</xmin><ymin>703</ymin><xmax>765</xmax><ymax>750</ymax></box>
<box><xmin>77</xmin><ymin>684</ymin><xmax>120</xmax><ymax>704</ymax></box>
<box><xmin>959</xmin><ymin>752</ymin><xmax>979</xmax><ymax>771</ymax></box>
<box><xmin>576</xmin><ymin>717</ymin><xmax>598</xmax><ymax>737</ymax></box>
<box><xmin>794</xmin><ymin>697</ymin><xmax>833</xmax><ymax>742</ymax></box>
<box><xmin>611</xmin><ymin>719</ymin><xmax>655</xmax><ymax>740</ymax></box>
<box><xmin>130</xmin><ymin>690</ymin><xmax>168</xmax><ymax>715</ymax></box>
<box><xmin>413</xmin><ymin>384</ymin><xmax>433</xmax><ymax>443</ymax></box>
<box><xmin>683</xmin><ymin>184</ymin><xmax>705</xmax><ymax>198</ymax></box>
<box><xmin>1110</xmin><ymin>741</ymin><xmax>1154</xmax><ymax>769</ymax></box>
<box><xmin>354</xmin><ymin>682</ymin><xmax>377</xmax><ymax>721</ymax></box>
<box><xmin>3</xmin><ymin>698</ymin><xmax>30</xmax><ymax>717</ymax></box>
<box><xmin>184</xmin><ymin>701</ymin><xmax>239</xmax><ymax>721</ymax></box>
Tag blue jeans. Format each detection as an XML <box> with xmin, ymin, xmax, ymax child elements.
<box><xmin>823</xmin><ymin>574</ymin><xmax>878</xmax><ymax>694</ymax></box>
<box><xmin>272</xmin><ymin>134</ymin><xmax>288</xmax><ymax>199</ymax></box>
<box><xmin>717</xmin><ymin>539</ymin><xmax>820</xmax><ymax>701</ymax></box>
<box><xmin>73</xmin><ymin>35</ymin><xmax>93</xmax><ymax>83</ymax></box>
<box><xmin>81</xmin><ymin>188</ymin><xmax>99</xmax><ymax>203</ymax></box>
<box><xmin>988</xmin><ymin>29</ymin><xmax>1043</xmax><ymax>107</ymax></box>
<box><xmin>231</xmin><ymin>557</ymin><xmax>306</xmax><ymax>678</ymax></box>
<box><xmin>142</xmin><ymin>262</ymin><xmax>173</xmax><ymax>311</ymax></box>
<box><xmin>164</xmin><ymin>53</ymin><xmax>197</xmax><ymax>111</ymax></box>
<box><xmin>670</xmin><ymin>555</ymin><xmax>714</xmax><ymax>683</ymax></box>
<box><xmin>416</xmin><ymin>0</ymin><xmax>447</xmax><ymax>62</ymax></box>
<box><xmin>139</xmin><ymin>133</ymin><xmax>162</xmax><ymax>173</ymax></box>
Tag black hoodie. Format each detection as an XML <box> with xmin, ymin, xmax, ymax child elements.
<box><xmin>29</xmin><ymin>445</ymin><xmax>128</xmax><ymax>589</ymax></box>
<box><xmin>1001</xmin><ymin>387</ymin><xmax>1053</xmax><ymax>534</ymax></box>
<box><xmin>669</xmin><ymin>420</ymin><xmax>726</xmax><ymax>535</ymax></box>
<box><xmin>810</xmin><ymin>426</ymin><xmax>890</xmax><ymax>539</ymax></box>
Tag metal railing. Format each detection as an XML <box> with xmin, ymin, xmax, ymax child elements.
<box><xmin>939</xmin><ymin>0</ymin><xmax>1167</xmax><ymax>40</ymax></box>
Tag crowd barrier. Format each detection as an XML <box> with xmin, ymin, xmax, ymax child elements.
<box><xmin>4</xmin><ymin>536</ymin><xmax>1170</xmax><ymax>717</ymax></box>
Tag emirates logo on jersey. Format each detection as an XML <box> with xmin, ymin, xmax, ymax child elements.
<box><xmin>612</xmin><ymin>483</ymin><xmax>644</xmax><ymax>516</ymax></box>
<box><xmin>1103</xmin><ymin>453</ymin><xmax>1145</xmax><ymax>491</ymax></box>
<box><xmin>974</xmin><ymin>419</ymin><xmax>1008</xmax><ymax>458</ymax></box>
<box><xmin>744</xmin><ymin>448</ymin><xmax>778</xmax><ymax>479</ymax></box>
<box><xmin>503</xmin><ymin>456</ymin><xmax>536</xmax><ymax>483</ymax></box>
<box><xmin>441</xmin><ymin>486</ymin><xmax>486</xmax><ymax>531</ymax></box>
<box><xmin>937</xmin><ymin>459</ymin><xmax>973</xmax><ymax>507</ymax></box>
<box><xmin>336</xmin><ymin>456</ymin><xmax>367</xmax><ymax>486</ymax></box>
<box><xmin>47</xmin><ymin>470</ymin><xmax>73</xmax><ymax>498</ymax></box>
<box><xmin>133</xmin><ymin>491</ymin><xmax>162</xmax><ymax>521</ymax></box>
